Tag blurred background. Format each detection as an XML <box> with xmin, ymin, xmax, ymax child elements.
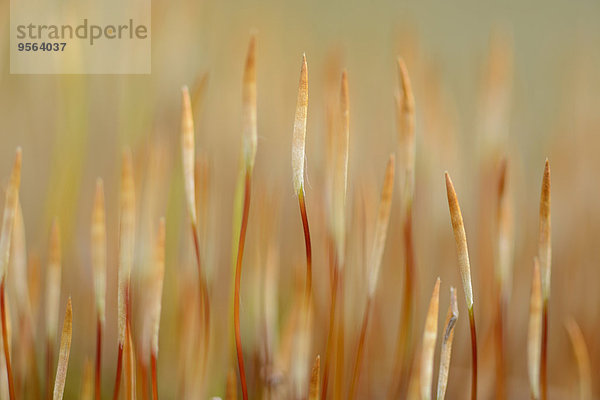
<box><xmin>1</xmin><ymin>0</ymin><xmax>600</xmax><ymax>397</ymax></box>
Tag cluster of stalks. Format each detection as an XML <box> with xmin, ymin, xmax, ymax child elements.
<box><xmin>0</xmin><ymin>32</ymin><xmax>595</xmax><ymax>400</ymax></box>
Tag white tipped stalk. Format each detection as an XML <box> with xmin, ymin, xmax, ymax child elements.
<box><xmin>150</xmin><ymin>218</ymin><xmax>166</xmax><ymax>357</ymax></box>
<box><xmin>118</xmin><ymin>150</ymin><xmax>136</xmax><ymax>346</ymax></box>
<box><xmin>367</xmin><ymin>155</ymin><xmax>395</xmax><ymax>297</ymax></box>
<box><xmin>538</xmin><ymin>159</ymin><xmax>551</xmax><ymax>300</ymax></box>
<box><xmin>444</xmin><ymin>172</ymin><xmax>474</xmax><ymax>309</ymax></box>
<box><xmin>395</xmin><ymin>58</ymin><xmax>416</xmax><ymax>206</ymax></box>
<box><xmin>242</xmin><ymin>34</ymin><xmax>257</xmax><ymax>171</ymax></box>
<box><xmin>437</xmin><ymin>287</ymin><xmax>459</xmax><ymax>400</ymax></box>
<box><xmin>420</xmin><ymin>278</ymin><xmax>440</xmax><ymax>400</ymax></box>
<box><xmin>0</xmin><ymin>148</ymin><xmax>22</xmax><ymax>279</ymax></box>
<box><xmin>292</xmin><ymin>54</ymin><xmax>309</xmax><ymax>194</ymax></box>
<box><xmin>46</xmin><ymin>219</ymin><xmax>62</xmax><ymax>345</ymax></box>
<box><xmin>91</xmin><ymin>178</ymin><xmax>107</xmax><ymax>325</ymax></box>
<box><xmin>53</xmin><ymin>297</ymin><xmax>72</xmax><ymax>400</ymax></box>
<box><xmin>527</xmin><ymin>258</ymin><xmax>542</xmax><ymax>400</ymax></box>
<box><xmin>181</xmin><ymin>86</ymin><xmax>198</xmax><ymax>227</ymax></box>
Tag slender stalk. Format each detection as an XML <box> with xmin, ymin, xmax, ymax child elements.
<box><xmin>234</xmin><ymin>171</ymin><xmax>252</xmax><ymax>400</ymax></box>
<box><xmin>333</xmin><ymin>276</ymin><xmax>345</xmax><ymax>400</ymax></box>
<box><xmin>493</xmin><ymin>158</ymin><xmax>511</xmax><ymax>400</ymax></box>
<box><xmin>0</xmin><ymin>280</ymin><xmax>15</xmax><ymax>400</ymax></box>
<box><xmin>292</xmin><ymin>53</ymin><xmax>312</xmax><ymax>303</ymax></box>
<box><xmin>232</xmin><ymin>33</ymin><xmax>258</xmax><ymax>400</ymax></box>
<box><xmin>324</xmin><ymin>70</ymin><xmax>350</xmax><ymax>400</ymax></box>
<box><xmin>95</xmin><ymin>319</ymin><xmax>102</xmax><ymax>400</ymax></box>
<box><xmin>436</xmin><ymin>287</ymin><xmax>459</xmax><ymax>400</ymax></box>
<box><xmin>445</xmin><ymin>172</ymin><xmax>477</xmax><ymax>400</ymax></box>
<box><xmin>349</xmin><ymin>155</ymin><xmax>395</xmax><ymax>399</ymax></box>
<box><xmin>321</xmin><ymin>251</ymin><xmax>338</xmax><ymax>400</ymax></box>
<box><xmin>112</xmin><ymin>346</ymin><xmax>123</xmax><ymax>400</ymax></box>
<box><xmin>52</xmin><ymin>298</ymin><xmax>72</xmax><ymax>400</ymax></box>
<box><xmin>91</xmin><ymin>178</ymin><xmax>106</xmax><ymax>400</ymax></box>
<box><xmin>114</xmin><ymin>149</ymin><xmax>136</xmax><ymax>400</ymax></box>
<box><xmin>151</xmin><ymin>353</ymin><xmax>158</xmax><ymax>400</ymax></box>
<box><xmin>181</xmin><ymin>86</ymin><xmax>211</xmax><ymax>375</ymax></box>
<box><xmin>528</xmin><ymin>258</ymin><xmax>541</xmax><ymax>400</ymax></box>
<box><xmin>124</xmin><ymin>324</ymin><xmax>135</xmax><ymax>400</ymax></box>
<box><xmin>46</xmin><ymin>220</ymin><xmax>61</xmax><ymax>400</ymax></box>
<box><xmin>420</xmin><ymin>278</ymin><xmax>441</xmax><ymax>400</ymax></box>
<box><xmin>348</xmin><ymin>298</ymin><xmax>371</xmax><ymax>400</ymax></box>
<box><xmin>540</xmin><ymin>302</ymin><xmax>548</xmax><ymax>400</ymax></box>
<box><xmin>468</xmin><ymin>307</ymin><xmax>478</xmax><ymax>400</ymax></box>
<box><xmin>389</xmin><ymin>57</ymin><xmax>416</xmax><ymax>400</ymax></box>
<box><xmin>46</xmin><ymin>341</ymin><xmax>53</xmax><ymax>400</ymax></box>
<box><xmin>565</xmin><ymin>319</ymin><xmax>591</xmax><ymax>400</ymax></box>
<box><xmin>537</xmin><ymin>160</ymin><xmax>551</xmax><ymax>400</ymax></box>
<box><xmin>309</xmin><ymin>355</ymin><xmax>320</xmax><ymax>400</ymax></box>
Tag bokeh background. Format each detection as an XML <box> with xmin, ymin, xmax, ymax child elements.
<box><xmin>1</xmin><ymin>0</ymin><xmax>600</xmax><ymax>397</ymax></box>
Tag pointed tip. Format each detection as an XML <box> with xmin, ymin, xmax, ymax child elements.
<box><xmin>433</xmin><ymin>276</ymin><xmax>441</xmax><ymax>294</ymax></box>
<box><xmin>444</xmin><ymin>171</ymin><xmax>453</xmax><ymax>191</ymax></box>
<box><xmin>14</xmin><ymin>147</ymin><xmax>22</xmax><ymax>162</ymax></box>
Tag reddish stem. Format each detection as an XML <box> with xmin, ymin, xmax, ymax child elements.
<box><xmin>298</xmin><ymin>191</ymin><xmax>312</xmax><ymax>302</ymax></box>
<box><xmin>468</xmin><ymin>307</ymin><xmax>478</xmax><ymax>400</ymax></box>
<box><xmin>112</xmin><ymin>345</ymin><xmax>124</xmax><ymax>400</ymax></box>
<box><xmin>0</xmin><ymin>280</ymin><xmax>15</xmax><ymax>400</ymax></box>
<box><xmin>95</xmin><ymin>318</ymin><xmax>102</xmax><ymax>400</ymax></box>
<box><xmin>151</xmin><ymin>352</ymin><xmax>159</xmax><ymax>400</ymax></box>
<box><xmin>234</xmin><ymin>171</ymin><xmax>251</xmax><ymax>400</ymax></box>
<box><xmin>191</xmin><ymin>224</ymin><xmax>210</xmax><ymax>375</ymax></box>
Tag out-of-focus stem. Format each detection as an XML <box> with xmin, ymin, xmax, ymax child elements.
<box><xmin>112</xmin><ymin>346</ymin><xmax>123</xmax><ymax>400</ymax></box>
<box><xmin>321</xmin><ymin>250</ymin><xmax>338</xmax><ymax>400</ymax></box>
<box><xmin>95</xmin><ymin>318</ymin><xmax>102</xmax><ymax>400</ymax></box>
<box><xmin>0</xmin><ymin>279</ymin><xmax>15</xmax><ymax>400</ymax></box>
<box><xmin>151</xmin><ymin>353</ymin><xmax>158</xmax><ymax>400</ymax></box>
<box><xmin>540</xmin><ymin>301</ymin><xmax>548</xmax><ymax>400</ymax></box>
<box><xmin>191</xmin><ymin>224</ymin><xmax>210</xmax><ymax>377</ymax></box>
<box><xmin>333</xmin><ymin>273</ymin><xmax>344</xmax><ymax>400</ymax></box>
<box><xmin>348</xmin><ymin>297</ymin><xmax>372</xmax><ymax>399</ymax></box>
